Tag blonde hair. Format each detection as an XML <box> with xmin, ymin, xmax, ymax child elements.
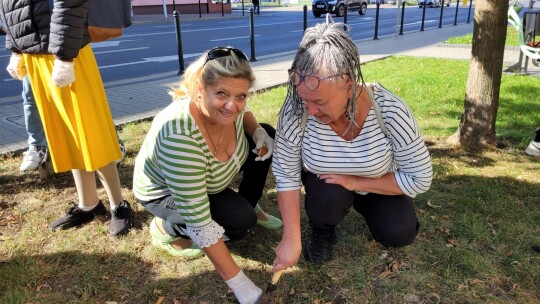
<box><xmin>170</xmin><ymin>48</ymin><xmax>256</xmax><ymax>101</ymax></box>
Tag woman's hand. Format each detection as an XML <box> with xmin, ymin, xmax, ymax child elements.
<box><xmin>252</xmin><ymin>127</ymin><xmax>274</xmax><ymax>161</ymax></box>
<box><xmin>321</xmin><ymin>173</ymin><xmax>404</xmax><ymax>195</ymax></box>
<box><xmin>6</xmin><ymin>53</ymin><xmax>27</xmax><ymax>80</ymax></box>
<box><xmin>225</xmin><ymin>270</ymin><xmax>262</xmax><ymax>304</ymax></box>
<box><xmin>52</xmin><ymin>59</ymin><xmax>75</xmax><ymax>87</ymax></box>
<box><xmin>319</xmin><ymin>174</ymin><xmax>357</xmax><ymax>191</ymax></box>
<box><xmin>272</xmin><ymin>235</ymin><xmax>302</xmax><ymax>272</ymax></box>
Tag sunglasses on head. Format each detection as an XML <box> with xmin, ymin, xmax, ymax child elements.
<box><xmin>204</xmin><ymin>47</ymin><xmax>249</xmax><ymax>65</ymax></box>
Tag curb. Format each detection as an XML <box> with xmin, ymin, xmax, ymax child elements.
<box><xmin>436</xmin><ymin>42</ymin><xmax>521</xmax><ymax>51</ymax></box>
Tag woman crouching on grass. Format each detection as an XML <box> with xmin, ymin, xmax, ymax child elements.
<box><xmin>132</xmin><ymin>46</ymin><xmax>282</xmax><ymax>304</ymax></box>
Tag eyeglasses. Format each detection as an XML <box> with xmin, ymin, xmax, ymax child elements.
<box><xmin>204</xmin><ymin>47</ymin><xmax>249</xmax><ymax>65</ymax></box>
<box><xmin>288</xmin><ymin>70</ymin><xmax>348</xmax><ymax>91</ymax></box>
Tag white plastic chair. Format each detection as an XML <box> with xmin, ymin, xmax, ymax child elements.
<box><xmin>508</xmin><ymin>5</ymin><xmax>540</xmax><ymax>72</ymax></box>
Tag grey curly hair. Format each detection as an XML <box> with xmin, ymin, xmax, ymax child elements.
<box><xmin>285</xmin><ymin>22</ymin><xmax>365</xmax><ymax>128</ymax></box>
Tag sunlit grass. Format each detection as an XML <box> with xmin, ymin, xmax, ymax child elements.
<box><xmin>446</xmin><ymin>26</ymin><xmax>520</xmax><ymax>46</ymax></box>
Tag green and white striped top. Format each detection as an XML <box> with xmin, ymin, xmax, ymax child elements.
<box><xmin>133</xmin><ymin>98</ymin><xmax>249</xmax><ymax>247</ymax></box>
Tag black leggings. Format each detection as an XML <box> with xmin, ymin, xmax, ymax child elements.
<box><xmin>141</xmin><ymin>123</ymin><xmax>275</xmax><ymax>242</ymax></box>
<box><xmin>302</xmin><ymin>170</ymin><xmax>419</xmax><ymax>248</ymax></box>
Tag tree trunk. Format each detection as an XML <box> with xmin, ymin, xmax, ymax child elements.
<box><xmin>449</xmin><ymin>0</ymin><xmax>509</xmax><ymax>151</ymax></box>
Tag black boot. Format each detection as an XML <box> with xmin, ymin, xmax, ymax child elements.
<box><xmin>302</xmin><ymin>228</ymin><xmax>337</xmax><ymax>265</ymax></box>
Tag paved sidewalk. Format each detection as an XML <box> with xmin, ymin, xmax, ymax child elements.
<box><xmin>1</xmin><ymin>9</ymin><xmax>538</xmax><ymax>156</ymax></box>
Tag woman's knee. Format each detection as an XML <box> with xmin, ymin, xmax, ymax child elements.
<box><xmin>221</xmin><ymin>213</ymin><xmax>257</xmax><ymax>241</ymax></box>
<box><xmin>305</xmin><ymin>190</ymin><xmax>353</xmax><ymax>227</ymax></box>
<box><xmin>372</xmin><ymin>221</ymin><xmax>420</xmax><ymax>248</ymax></box>
<box><xmin>304</xmin><ymin>173</ymin><xmax>353</xmax><ymax>227</ymax></box>
<box><xmin>209</xmin><ymin>189</ymin><xmax>257</xmax><ymax>241</ymax></box>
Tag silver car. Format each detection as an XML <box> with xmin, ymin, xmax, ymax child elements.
<box><xmin>418</xmin><ymin>0</ymin><xmax>451</xmax><ymax>7</ymax></box>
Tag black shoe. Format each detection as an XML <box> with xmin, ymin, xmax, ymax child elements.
<box><xmin>302</xmin><ymin>228</ymin><xmax>337</xmax><ymax>265</ymax></box>
<box><xmin>49</xmin><ymin>201</ymin><xmax>107</xmax><ymax>231</ymax></box>
<box><xmin>110</xmin><ymin>200</ymin><xmax>132</xmax><ymax>236</ymax></box>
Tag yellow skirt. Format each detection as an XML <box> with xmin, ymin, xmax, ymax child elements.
<box><xmin>23</xmin><ymin>45</ymin><xmax>121</xmax><ymax>173</ymax></box>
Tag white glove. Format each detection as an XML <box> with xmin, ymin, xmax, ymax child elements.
<box><xmin>225</xmin><ymin>270</ymin><xmax>262</xmax><ymax>304</ymax></box>
<box><xmin>6</xmin><ymin>53</ymin><xmax>27</xmax><ymax>80</ymax></box>
<box><xmin>52</xmin><ymin>59</ymin><xmax>75</xmax><ymax>87</ymax></box>
<box><xmin>252</xmin><ymin>127</ymin><xmax>274</xmax><ymax>161</ymax></box>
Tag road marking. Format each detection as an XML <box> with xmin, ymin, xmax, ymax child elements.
<box><xmin>153</xmin><ymin>24</ymin><xmax>192</xmax><ymax>27</ymax></box>
<box><xmin>211</xmin><ymin>35</ymin><xmax>260</xmax><ymax>41</ymax></box>
<box><xmin>401</xmin><ymin>20</ymin><xmax>438</xmax><ymax>26</ymax></box>
<box><xmin>93</xmin><ymin>47</ymin><xmax>149</xmax><ymax>55</ymax></box>
<box><xmin>120</xmin><ymin>20</ymin><xmax>303</xmax><ymax>38</ymax></box>
<box><xmin>91</xmin><ymin>40</ymin><xmax>138</xmax><ymax>48</ymax></box>
<box><xmin>97</xmin><ymin>53</ymin><xmax>202</xmax><ymax>69</ymax></box>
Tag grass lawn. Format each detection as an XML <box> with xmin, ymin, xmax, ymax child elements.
<box><xmin>446</xmin><ymin>26</ymin><xmax>520</xmax><ymax>46</ymax></box>
<box><xmin>1</xmin><ymin>56</ymin><xmax>539</xmax><ymax>303</ymax></box>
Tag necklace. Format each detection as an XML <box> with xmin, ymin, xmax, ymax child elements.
<box><xmin>197</xmin><ymin>105</ymin><xmax>224</xmax><ymax>156</ymax></box>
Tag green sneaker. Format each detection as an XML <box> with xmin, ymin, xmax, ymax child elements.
<box><xmin>149</xmin><ymin>218</ymin><xmax>203</xmax><ymax>258</ymax></box>
<box><xmin>254</xmin><ymin>204</ymin><xmax>283</xmax><ymax>230</ymax></box>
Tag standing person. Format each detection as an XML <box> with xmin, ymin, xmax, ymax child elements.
<box><xmin>19</xmin><ymin>76</ymin><xmax>48</xmax><ymax>172</ymax></box>
<box><xmin>252</xmin><ymin>0</ymin><xmax>260</xmax><ymax>15</ymax></box>
<box><xmin>133</xmin><ymin>46</ymin><xmax>281</xmax><ymax>304</ymax></box>
<box><xmin>525</xmin><ymin>127</ymin><xmax>540</xmax><ymax>157</ymax></box>
<box><xmin>1</xmin><ymin>0</ymin><xmax>132</xmax><ymax>236</ymax></box>
<box><xmin>271</xmin><ymin>22</ymin><xmax>433</xmax><ymax>269</ymax></box>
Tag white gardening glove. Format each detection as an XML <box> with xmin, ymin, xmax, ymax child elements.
<box><xmin>52</xmin><ymin>59</ymin><xmax>75</xmax><ymax>87</ymax></box>
<box><xmin>225</xmin><ymin>270</ymin><xmax>262</xmax><ymax>304</ymax></box>
<box><xmin>6</xmin><ymin>53</ymin><xmax>27</xmax><ymax>80</ymax></box>
<box><xmin>252</xmin><ymin>127</ymin><xmax>274</xmax><ymax>161</ymax></box>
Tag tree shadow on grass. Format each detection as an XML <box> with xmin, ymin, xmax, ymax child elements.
<box><xmin>0</xmin><ymin>250</ymin><xmax>344</xmax><ymax>304</ymax></box>
<box><xmin>0</xmin><ymin>251</ymin><xmax>232</xmax><ymax>304</ymax></box>
<box><xmin>428</xmin><ymin>144</ymin><xmax>497</xmax><ymax>168</ymax></box>
<box><xmin>0</xmin><ymin>150</ymin><xmax>137</xmax><ymax>195</ymax></box>
<box><xmin>2</xmin><ymin>172</ymin><xmax>538</xmax><ymax>303</ymax></box>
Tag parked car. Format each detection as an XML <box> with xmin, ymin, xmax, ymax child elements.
<box><xmin>312</xmin><ymin>0</ymin><xmax>368</xmax><ymax>18</ymax></box>
<box><xmin>418</xmin><ymin>0</ymin><xmax>450</xmax><ymax>7</ymax></box>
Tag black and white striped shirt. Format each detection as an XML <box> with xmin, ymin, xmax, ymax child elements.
<box><xmin>272</xmin><ymin>83</ymin><xmax>432</xmax><ymax>198</ymax></box>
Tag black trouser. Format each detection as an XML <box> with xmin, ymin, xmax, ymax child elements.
<box><xmin>141</xmin><ymin>123</ymin><xmax>275</xmax><ymax>242</ymax></box>
<box><xmin>302</xmin><ymin>170</ymin><xmax>419</xmax><ymax>248</ymax></box>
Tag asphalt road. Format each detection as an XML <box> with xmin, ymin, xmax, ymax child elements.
<box><xmin>0</xmin><ymin>4</ymin><xmax>473</xmax><ymax>99</ymax></box>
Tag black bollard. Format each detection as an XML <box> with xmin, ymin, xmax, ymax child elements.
<box><xmin>242</xmin><ymin>0</ymin><xmax>245</xmax><ymax>16</ymax></box>
<box><xmin>438</xmin><ymin>0</ymin><xmax>444</xmax><ymax>28</ymax></box>
<box><xmin>198</xmin><ymin>0</ymin><xmax>202</xmax><ymax>18</ymax></box>
<box><xmin>173</xmin><ymin>10</ymin><xmax>185</xmax><ymax>75</ymax></box>
<box><xmin>454</xmin><ymin>0</ymin><xmax>459</xmax><ymax>25</ymax></box>
<box><xmin>344</xmin><ymin>3</ymin><xmax>348</xmax><ymax>31</ymax></box>
<box><xmin>222</xmin><ymin>0</ymin><xmax>225</xmax><ymax>17</ymax></box>
<box><xmin>420</xmin><ymin>0</ymin><xmax>427</xmax><ymax>31</ymax></box>
<box><xmin>399</xmin><ymin>1</ymin><xmax>405</xmax><ymax>35</ymax></box>
<box><xmin>249</xmin><ymin>8</ymin><xmax>257</xmax><ymax>62</ymax></box>
<box><xmin>303</xmin><ymin>5</ymin><xmax>308</xmax><ymax>33</ymax></box>
<box><xmin>374</xmin><ymin>1</ymin><xmax>380</xmax><ymax>39</ymax></box>
<box><xmin>467</xmin><ymin>0</ymin><xmax>472</xmax><ymax>23</ymax></box>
